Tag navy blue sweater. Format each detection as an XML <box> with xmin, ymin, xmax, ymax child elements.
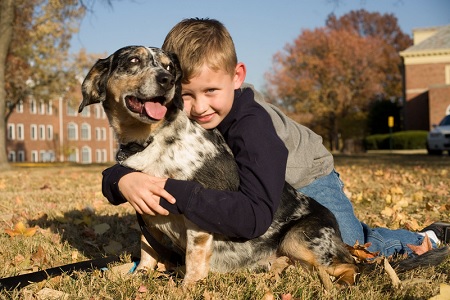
<box><xmin>102</xmin><ymin>88</ymin><xmax>288</xmax><ymax>239</ymax></box>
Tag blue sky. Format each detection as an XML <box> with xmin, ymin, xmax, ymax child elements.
<box><xmin>71</xmin><ymin>0</ymin><xmax>450</xmax><ymax>90</ymax></box>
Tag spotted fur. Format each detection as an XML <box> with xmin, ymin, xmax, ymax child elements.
<box><xmin>79</xmin><ymin>46</ymin><xmax>358</xmax><ymax>287</ymax></box>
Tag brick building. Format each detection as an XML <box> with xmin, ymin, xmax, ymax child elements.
<box><xmin>6</xmin><ymin>95</ymin><xmax>116</xmax><ymax>163</ymax></box>
<box><xmin>400</xmin><ymin>24</ymin><xmax>450</xmax><ymax>130</ymax></box>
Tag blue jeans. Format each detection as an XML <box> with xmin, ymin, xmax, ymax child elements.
<box><xmin>297</xmin><ymin>170</ymin><xmax>433</xmax><ymax>257</ymax></box>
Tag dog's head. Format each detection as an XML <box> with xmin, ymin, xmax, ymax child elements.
<box><xmin>79</xmin><ymin>46</ymin><xmax>183</xmax><ymax>142</ymax></box>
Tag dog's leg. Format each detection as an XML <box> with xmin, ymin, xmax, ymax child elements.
<box><xmin>279</xmin><ymin>222</ymin><xmax>358</xmax><ymax>288</ymax></box>
<box><xmin>136</xmin><ymin>229</ymin><xmax>163</xmax><ymax>273</ymax></box>
<box><xmin>182</xmin><ymin>219</ymin><xmax>213</xmax><ymax>286</ymax></box>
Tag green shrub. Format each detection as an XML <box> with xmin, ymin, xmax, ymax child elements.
<box><xmin>364</xmin><ymin>131</ymin><xmax>427</xmax><ymax>150</ymax></box>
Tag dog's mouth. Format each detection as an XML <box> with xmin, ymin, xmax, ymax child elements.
<box><xmin>125</xmin><ymin>96</ymin><xmax>167</xmax><ymax>120</ymax></box>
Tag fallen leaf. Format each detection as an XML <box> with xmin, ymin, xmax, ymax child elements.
<box><xmin>93</xmin><ymin>223</ymin><xmax>110</xmax><ymax>235</ymax></box>
<box><xmin>4</xmin><ymin>222</ymin><xmax>39</xmax><ymax>237</ymax></box>
<box><xmin>35</xmin><ymin>287</ymin><xmax>69</xmax><ymax>300</ymax></box>
<box><xmin>103</xmin><ymin>240</ymin><xmax>122</xmax><ymax>255</ymax></box>
<box><xmin>346</xmin><ymin>241</ymin><xmax>380</xmax><ymax>262</ymax></box>
<box><xmin>428</xmin><ymin>283</ymin><xmax>450</xmax><ymax>300</ymax></box>
<box><xmin>31</xmin><ymin>246</ymin><xmax>47</xmax><ymax>265</ymax></box>
<box><xmin>407</xmin><ymin>234</ymin><xmax>432</xmax><ymax>255</ymax></box>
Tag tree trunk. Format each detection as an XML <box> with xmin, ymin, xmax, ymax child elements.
<box><xmin>0</xmin><ymin>0</ymin><xmax>15</xmax><ymax>170</ymax></box>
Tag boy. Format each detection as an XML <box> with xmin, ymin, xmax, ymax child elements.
<box><xmin>102</xmin><ymin>18</ymin><xmax>449</xmax><ymax>257</ymax></box>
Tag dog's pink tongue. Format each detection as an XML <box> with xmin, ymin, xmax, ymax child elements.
<box><xmin>144</xmin><ymin>101</ymin><xmax>167</xmax><ymax>120</ymax></box>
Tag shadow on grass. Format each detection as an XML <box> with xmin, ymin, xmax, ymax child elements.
<box><xmin>29</xmin><ymin>209</ymin><xmax>141</xmax><ymax>259</ymax></box>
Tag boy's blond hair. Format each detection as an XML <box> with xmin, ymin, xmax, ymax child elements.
<box><xmin>162</xmin><ymin>18</ymin><xmax>238</xmax><ymax>83</ymax></box>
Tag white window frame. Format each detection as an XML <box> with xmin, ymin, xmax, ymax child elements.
<box><xmin>39</xmin><ymin>125</ymin><xmax>46</xmax><ymax>140</ymax></box>
<box><xmin>17</xmin><ymin>124</ymin><xmax>24</xmax><ymax>140</ymax></box>
<box><xmin>17</xmin><ymin>150</ymin><xmax>25</xmax><ymax>162</ymax></box>
<box><xmin>81</xmin><ymin>146</ymin><xmax>92</xmax><ymax>164</ymax></box>
<box><xmin>47</xmin><ymin>125</ymin><xmax>53</xmax><ymax>140</ymax></box>
<box><xmin>81</xmin><ymin>123</ymin><xmax>91</xmax><ymax>141</ymax></box>
<box><xmin>30</xmin><ymin>124</ymin><xmax>37</xmax><ymax>140</ymax></box>
<box><xmin>7</xmin><ymin>124</ymin><xmax>15</xmax><ymax>140</ymax></box>
<box><xmin>16</xmin><ymin>100</ymin><xmax>24</xmax><ymax>113</ymax></box>
<box><xmin>47</xmin><ymin>100</ymin><xmax>53</xmax><ymax>115</ymax></box>
<box><xmin>31</xmin><ymin>150</ymin><xmax>38</xmax><ymax>162</ymax></box>
<box><xmin>30</xmin><ymin>98</ymin><xmax>37</xmax><ymax>114</ymax></box>
<box><xmin>68</xmin><ymin>123</ymin><xmax>78</xmax><ymax>141</ymax></box>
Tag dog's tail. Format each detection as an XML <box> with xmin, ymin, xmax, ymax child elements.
<box><xmin>391</xmin><ymin>245</ymin><xmax>449</xmax><ymax>273</ymax></box>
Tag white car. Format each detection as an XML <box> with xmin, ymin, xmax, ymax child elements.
<box><xmin>427</xmin><ymin>114</ymin><xmax>450</xmax><ymax>155</ymax></box>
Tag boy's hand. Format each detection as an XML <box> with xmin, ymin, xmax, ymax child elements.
<box><xmin>118</xmin><ymin>172</ymin><xmax>176</xmax><ymax>216</ymax></box>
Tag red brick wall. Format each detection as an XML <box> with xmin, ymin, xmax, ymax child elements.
<box><xmin>429</xmin><ymin>85</ymin><xmax>450</xmax><ymax>127</ymax></box>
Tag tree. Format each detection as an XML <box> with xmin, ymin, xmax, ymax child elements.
<box><xmin>326</xmin><ymin>9</ymin><xmax>412</xmax><ymax>102</ymax></box>
<box><xmin>265</xmin><ymin>10</ymin><xmax>412</xmax><ymax>151</ymax></box>
<box><xmin>0</xmin><ymin>0</ymin><xmax>109</xmax><ymax>170</ymax></box>
<box><xmin>266</xmin><ymin>27</ymin><xmax>387</xmax><ymax>151</ymax></box>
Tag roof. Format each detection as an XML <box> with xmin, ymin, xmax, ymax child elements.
<box><xmin>403</xmin><ymin>24</ymin><xmax>450</xmax><ymax>53</ymax></box>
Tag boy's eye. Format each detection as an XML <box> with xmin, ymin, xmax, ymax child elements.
<box><xmin>206</xmin><ymin>88</ymin><xmax>216</xmax><ymax>93</ymax></box>
<box><xmin>181</xmin><ymin>93</ymin><xmax>193</xmax><ymax>99</ymax></box>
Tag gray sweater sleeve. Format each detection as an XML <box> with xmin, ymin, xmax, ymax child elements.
<box><xmin>243</xmin><ymin>83</ymin><xmax>334</xmax><ymax>188</ymax></box>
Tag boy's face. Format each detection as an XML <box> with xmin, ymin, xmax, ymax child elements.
<box><xmin>181</xmin><ymin>63</ymin><xmax>245</xmax><ymax>129</ymax></box>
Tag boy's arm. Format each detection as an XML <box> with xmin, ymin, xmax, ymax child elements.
<box><xmin>102</xmin><ymin>164</ymin><xmax>135</xmax><ymax>205</ymax></box>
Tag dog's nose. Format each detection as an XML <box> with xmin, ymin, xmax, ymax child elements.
<box><xmin>156</xmin><ymin>72</ymin><xmax>174</xmax><ymax>90</ymax></box>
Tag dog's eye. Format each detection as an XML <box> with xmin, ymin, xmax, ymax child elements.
<box><xmin>130</xmin><ymin>57</ymin><xmax>140</xmax><ymax>64</ymax></box>
<box><xmin>166</xmin><ymin>65</ymin><xmax>172</xmax><ymax>72</ymax></box>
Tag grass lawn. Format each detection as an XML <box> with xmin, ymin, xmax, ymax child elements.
<box><xmin>0</xmin><ymin>154</ymin><xmax>449</xmax><ymax>299</ymax></box>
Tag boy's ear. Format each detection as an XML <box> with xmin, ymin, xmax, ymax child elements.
<box><xmin>233</xmin><ymin>62</ymin><xmax>246</xmax><ymax>89</ymax></box>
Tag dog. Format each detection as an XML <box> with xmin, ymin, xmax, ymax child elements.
<box><xmin>78</xmin><ymin>46</ymin><xmax>448</xmax><ymax>287</ymax></box>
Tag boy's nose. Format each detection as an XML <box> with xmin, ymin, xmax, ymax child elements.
<box><xmin>191</xmin><ymin>97</ymin><xmax>209</xmax><ymax>114</ymax></box>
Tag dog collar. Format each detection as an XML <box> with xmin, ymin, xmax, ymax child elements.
<box><xmin>116</xmin><ymin>141</ymin><xmax>147</xmax><ymax>163</ymax></box>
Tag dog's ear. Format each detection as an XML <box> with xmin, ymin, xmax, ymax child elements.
<box><xmin>168</xmin><ymin>52</ymin><xmax>184</xmax><ymax>111</ymax></box>
<box><xmin>78</xmin><ymin>56</ymin><xmax>112</xmax><ymax>113</ymax></box>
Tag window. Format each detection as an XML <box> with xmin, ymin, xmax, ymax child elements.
<box><xmin>8</xmin><ymin>151</ymin><xmax>16</xmax><ymax>162</ymax></box>
<box><xmin>39</xmin><ymin>101</ymin><xmax>45</xmax><ymax>115</ymax></box>
<box><xmin>30</xmin><ymin>98</ymin><xmax>37</xmax><ymax>114</ymax></box>
<box><xmin>39</xmin><ymin>125</ymin><xmax>46</xmax><ymax>140</ymax></box>
<box><xmin>40</xmin><ymin>151</ymin><xmax>55</xmax><ymax>162</ymax></box>
<box><xmin>47</xmin><ymin>125</ymin><xmax>53</xmax><ymax>140</ymax></box>
<box><xmin>68</xmin><ymin>123</ymin><xmax>78</xmax><ymax>140</ymax></box>
<box><xmin>31</xmin><ymin>150</ymin><xmax>38</xmax><ymax>162</ymax></box>
<box><xmin>47</xmin><ymin>100</ymin><xmax>53</xmax><ymax>115</ymax></box>
<box><xmin>16</xmin><ymin>101</ymin><xmax>24</xmax><ymax>113</ymax></box>
<box><xmin>80</xmin><ymin>106</ymin><xmax>90</xmax><ymax>117</ymax></box>
<box><xmin>101</xmin><ymin>128</ymin><xmax>106</xmax><ymax>141</ymax></box>
<box><xmin>17</xmin><ymin>124</ymin><xmax>24</xmax><ymax>140</ymax></box>
<box><xmin>445</xmin><ymin>65</ymin><xmax>450</xmax><ymax>85</ymax></box>
<box><xmin>102</xmin><ymin>149</ymin><xmax>107</xmax><ymax>162</ymax></box>
<box><xmin>67</xmin><ymin>102</ymin><xmax>77</xmax><ymax>116</ymax></box>
<box><xmin>68</xmin><ymin>148</ymin><xmax>78</xmax><ymax>162</ymax></box>
<box><xmin>30</xmin><ymin>124</ymin><xmax>37</xmax><ymax>140</ymax></box>
<box><xmin>96</xmin><ymin>149</ymin><xmax>102</xmax><ymax>162</ymax></box>
<box><xmin>17</xmin><ymin>151</ymin><xmax>25</xmax><ymax>162</ymax></box>
<box><xmin>81</xmin><ymin>123</ymin><xmax>91</xmax><ymax>140</ymax></box>
<box><xmin>95</xmin><ymin>127</ymin><xmax>100</xmax><ymax>140</ymax></box>
<box><xmin>7</xmin><ymin>124</ymin><xmax>15</xmax><ymax>140</ymax></box>
<box><xmin>95</xmin><ymin>106</ymin><xmax>101</xmax><ymax>119</ymax></box>
<box><xmin>81</xmin><ymin>146</ymin><xmax>91</xmax><ymax>164</ymax></box>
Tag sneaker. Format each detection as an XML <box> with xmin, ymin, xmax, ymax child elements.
<box><xmin>421</xmin><ymin>222</ymin><xmax>450</xmax><ymax>244</ymax></box>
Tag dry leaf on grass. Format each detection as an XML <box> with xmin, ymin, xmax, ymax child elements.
<box><xmin>428</xmin><ymin>283</ymin><xmax>450</xmax><ymax>300</ymax></box>
<box><xmin>35</xmin><ymin>287</ymin><xmax>69</xmax><ymax>300</ymax></box>
<box><xmin>346</xmin><ymin>241</ymin><xmax>380</xmax><ymax>263</ymax></box>
<box><xmin>4</xmin><ymin>222</ymin><xmax>39</xmax><ymax>237</ymax></box>
<box><xmin>407</xmin><ymin>234</ymin><xmax>433</xmax><ymax>255</ymax></box>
